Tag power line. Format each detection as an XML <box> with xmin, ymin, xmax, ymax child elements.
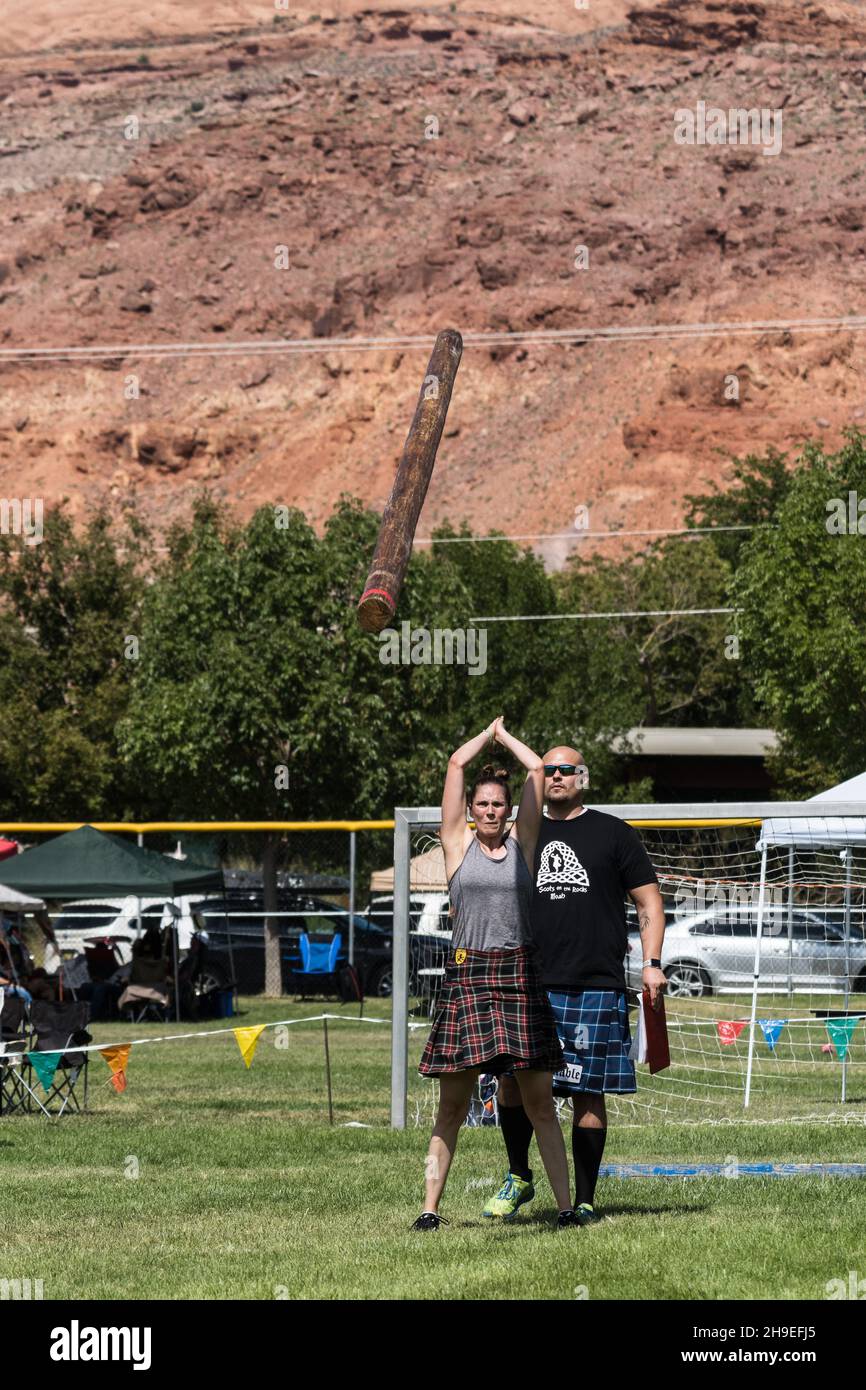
<box><xmin>111</xmin><ymin>523</ymin><xmax>756</xmax><ymax>558</ymax></box>
<box><xmin>415</xmin><ymin>524</ymin><xmax>759</xmax><ymax>545</ymax></box>
<box><xmin>2</xmin><ymin>314</ymin><xmax>866</xmax><ymax>365</ymax></box>
<box><xmin>469</xmin><ymin>607</ymin><xmax>739</xmax><ymax>622</ymax></box>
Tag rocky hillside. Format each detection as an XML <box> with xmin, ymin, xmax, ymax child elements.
<box><xmin>2</xmin><ymin>0</ymin><xmax>866</xmax><ymax>566</ymax></box>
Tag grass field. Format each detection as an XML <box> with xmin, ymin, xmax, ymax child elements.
<box><xmin>3</xmin><ymin>997</ymin><xmax>866</xmax><ymax>1300</ymax></box>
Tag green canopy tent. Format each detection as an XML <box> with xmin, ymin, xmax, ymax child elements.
<box><xmin>1</xmin><ymin>825</ymin><xmax>226</xmax><ymax>1019</ymax></box>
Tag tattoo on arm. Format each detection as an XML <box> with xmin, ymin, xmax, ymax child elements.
<box><xmin>638</xmin><ymin>911</ymin><xmax>650</xmax><ymax>937</ymax></box>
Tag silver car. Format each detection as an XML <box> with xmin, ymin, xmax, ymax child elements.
<box><xmin>625</xmin><ymin>905</ymin><xmax>866</xmax><ymax>998</ymax></box>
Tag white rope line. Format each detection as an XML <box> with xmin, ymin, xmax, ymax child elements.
<box><xmin>4</xmin><ymin>314</ymin><xmax>866</xmax><ymax>364</ymax></box>
<box><xmin>4</xmin><ymin>1010</ymin><xmax>392</xmax><ymax>1059</ymax></box>
<box><xmin>614</xmin><ymin>1112</ymin><xmax>866</xmax><ymax>1128</ymax></box>
<box><xmin>665</xmin><ymin>1016</ymin><xmax>863</xmax><ymax>1029</ymax></box>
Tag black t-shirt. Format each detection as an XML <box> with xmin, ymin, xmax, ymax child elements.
<box><xmin>530</xmin><ymin>809</ymin><xmax>657</xmax><ymax>991</ymax></box>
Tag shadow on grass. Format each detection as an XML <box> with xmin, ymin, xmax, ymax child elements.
<box><xmin>592</xmin><ymin>1202</ymin><xmax>709</xmax><ymax>1218</ymax></box>
<box><xmin>447</xmin><ymin>1201</ymin><xmax>706</xmax><ymax>1230</ymax></box>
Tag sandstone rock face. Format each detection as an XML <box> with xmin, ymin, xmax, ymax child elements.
<box><xmin>2</xmin><ymin>1</ymin><xmax>866</xmax><ymax>555</ymax></box>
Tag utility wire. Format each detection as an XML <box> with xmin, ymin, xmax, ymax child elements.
<box><xmin>469</xmin><ymin>607</ymin><xmax>739</xmax><ymax>622</ymax></box>
<box><xmin>2</xmin><ymin>314</ymin><xmax>865</xmax><ymax>365</ymax></box>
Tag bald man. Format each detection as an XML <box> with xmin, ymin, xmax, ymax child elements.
<box><xmin>482</xmin><ymin>748</ymin><xmax>666</xmax><ymax>1225</ymax></box>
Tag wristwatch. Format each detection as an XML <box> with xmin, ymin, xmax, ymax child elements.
<box><xmin>642</xmin><ymin>958</ymin><xmax>662</xmax><ymax>969</ymax></box>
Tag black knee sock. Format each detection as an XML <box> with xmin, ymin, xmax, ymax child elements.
<box><xmin>498</xmin><ymin>1103</ymin><xmax>534</xmax><ymax>1181</ymax></box>
<box><xmin>572</xmin><ymin>1127</ymin><xmax>607</xmax><ymax>1207</ymax></box>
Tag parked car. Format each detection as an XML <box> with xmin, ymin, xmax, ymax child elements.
<box><xmin>366</xmin><ymin>892</ymin><xmax>452</xmax><ymax>938</ymax></box>
<box><xmin>194</xmin><ymin>890</ymin><xmax>394</xmax><ymax>996</ymax></box>
<box><xmin>366</xmin><ymin>893</ymin><xmax>452</xmax><ymax>997</ymax></box>
<box><xmin>626</xmin><ymin>904</ymin><xmax>866</xmax><ymax>998</ymax></box>
<box><xmin>192</xmin><ymin>890</ymin><xmax>455</xmax><ymax>999</ymax></box>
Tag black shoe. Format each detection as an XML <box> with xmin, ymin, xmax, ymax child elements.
<box><xmin>557</xmin><ymin>1208</ymin><xmax>581</xmax><ymax>1228</ymax></box>
<box><xmin>410</xmin><ymin>1211</ymin><xmax>448</xmax><ymax>1232</ymax></box>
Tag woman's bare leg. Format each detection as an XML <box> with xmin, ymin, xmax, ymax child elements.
<box><xmin>514</xmin><ymin>1069</ymin><xmax>572</xmax><ymax>1212</ymax></box>
<box><xmin>422</xmin><ymin>1070</ymin><xmax>480</xmax><ymax>1212</ymax></box>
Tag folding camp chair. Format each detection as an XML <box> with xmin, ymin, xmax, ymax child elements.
<box><xmin>0</xmin><ymin>992</ymin><xmax>34</xmax><ymax>1116</ymax></box>
<box><xmin>291</xmin><ymin>932</ymin><xmax>343</xmax><ymax>999</ymax></box>
<box><xmin>118</xmin><ymin>930</ymin><xmax>172</xmax><ymax>1022</ymax></box>
<box><xmin>25</xmin><ymin>999</ymin><xmax>92</xmax><ymax>1117</ymax></box>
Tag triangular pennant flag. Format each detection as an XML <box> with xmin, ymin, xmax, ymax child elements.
<box><xmin>759</xmin><ymin>1018</ymin><xmax>786</xmax><ymax>1051</ymax></box>
<box><xmin>234</xmin><ymin>1025</ymin><xmax>266</xmax><ymax>1069</ymax></box>
<box><xmin>717</xmin><ymin>1020</ymin><xmax>747</xmax><ymax>1045</ymax></box>
<box><xmin>100</xmin><ymin>1044</ymin><xmax>131</xmax><ymax>1093</ymax></box>
<box><xmin>28</xmin><ymin>1050</ymin><xmax>63</xmax><ymax>1092</ymax></box>
<box><xmin>826</xmin><ymin>1017</ymin><xmax>861</xmax><ymax>1061</ymax></box>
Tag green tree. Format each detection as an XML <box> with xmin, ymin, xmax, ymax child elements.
<box><xmin>421</xmin><ymin>524</ymin><xmax>560</xmax><ymax>774</ymax></box>
<box><xmin>684</xmin><ymin>447</ymin><xmax>792</xmax><ymax>569</ymax></box>
<box><xmin>118</xmin><ymin>495</ymin><xmax>484</xmax><ymax>990</ymax></box>
<box><xmin>734</xmin><ymin>432</ymin><xmax>866</xmax><ymax>793</ymax></box>
<box><xmin>0</xmin><ymin>507</ymin><xmax>148</xmax><ymax>818</ymax></box>
<box><xmin>547</xmin><ymin>534</ymin><xmax>747</xmax><ymax>793</ymax></box>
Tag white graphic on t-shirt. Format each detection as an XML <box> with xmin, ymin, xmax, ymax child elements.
<box><xmin>574</xmin><ymin>1023</ymin><xmax>589</xmax><ymax>1050</ymax></box>
<box><xmin>537</xmin><ymin>839</ymin><xmax>590</xmax><ymax>888</ymax></box>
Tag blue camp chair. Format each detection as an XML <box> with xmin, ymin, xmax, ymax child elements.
<box><xmin>293</xmin><ymin>933</ymin><xmax>342</xmax><ymax>998</ymax></box>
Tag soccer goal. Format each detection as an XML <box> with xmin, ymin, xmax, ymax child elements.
<box><xmin>390</xmin><ymin>802</ymin><xmax>866</xmax><ymax>1130</ymax></box>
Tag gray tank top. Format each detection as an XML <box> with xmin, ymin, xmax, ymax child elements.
<box><xmin>448</xmin><ymin>834</ymin><xmax>533</xmax><ymax>951</ymax></box>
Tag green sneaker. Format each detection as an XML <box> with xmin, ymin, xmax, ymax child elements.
<box><xmin>482</xmin><ymin>1172</ymin><xmax>535</xmax><ymax>1221</ymax></box>
<box><xmin>575</xmin><ymin>1202</ymin><xmax>602</xmax><ymax>1226</ymax></box>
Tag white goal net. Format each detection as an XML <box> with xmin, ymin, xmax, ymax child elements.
<box><xmin>391</xmin><ymin>802</ymin><xmax>866</xmax><ymax>1130</ymax></box>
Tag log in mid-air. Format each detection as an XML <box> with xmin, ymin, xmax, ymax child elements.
<box><xmin>356</xmin><ymin>328</ymin><xmax>463</xmax><ymax>634</ymax></box>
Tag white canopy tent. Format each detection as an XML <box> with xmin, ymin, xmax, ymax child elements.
<box><xmin>0</xmin><ymin>885</ymin><xmax>45</xmax><ymax>913</ymax></box>
<box><xmin>758</xmin><ymin>768</ymin><xmax>866</xmax><ymax>849</ymax></box>
<box><xmin>746</xmin><ymin>773</ymin><xmax>866</xmax><ymax>1106</ymax></box>
<box><xmin>0</xmin><ymin>885</ymin><xmax>47</xmax><ymax>1007</ymax></box>
<box><xmin>369</xmin><ymin>843</ymin><xmax>447</xmax><ymax>895</ymax></box>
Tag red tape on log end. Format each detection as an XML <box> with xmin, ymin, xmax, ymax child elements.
<box><xmin>357</xmin><ymin>587</ymin><xmax>396</xmax><ymax>634</ymax></box>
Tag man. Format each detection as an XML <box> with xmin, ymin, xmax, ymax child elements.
<box><xmin>482</xmin><ymin>747</ymin><xmax>666</xmax><ymax>1225</ymax></box>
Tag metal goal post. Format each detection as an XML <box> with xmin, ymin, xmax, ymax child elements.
<box><xmin>389</xmin><ymin>801</ymin><xmax>866</xmax><ymax>1129</ymax></box>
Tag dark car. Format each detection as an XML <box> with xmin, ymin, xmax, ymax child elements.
<box><xmin>193</xmin><ymin>890</ymin><xmax>393</xmax><ymax>996</ymax></box>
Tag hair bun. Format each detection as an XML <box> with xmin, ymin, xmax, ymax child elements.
<box><xmin>479</xmin><ymin>763</ymin><xmax>509</xmax><ymax>780</ymax></box>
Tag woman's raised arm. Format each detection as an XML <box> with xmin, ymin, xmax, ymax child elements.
<box><xmin>493</xmin><ymin>719</ymin><xmax>544</xmax><ymax>867</ymax></box>
<box><xmin>441</xmin><ymin>718</ymin><xmax>500</xmax><ymax>848</ymax></box>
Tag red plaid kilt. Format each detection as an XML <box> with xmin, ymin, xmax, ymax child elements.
<box><xmin>418</xmin><ymin>945</ymin><xmax>564</xmax><ymax>1076</ymax></box>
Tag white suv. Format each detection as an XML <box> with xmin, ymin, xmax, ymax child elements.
<box><xmin>366</xmin><ymin>893</ymin><xmax>452</xmax><ymax>937</ymax></box>
<box><xmin>43</xmin><ymin>896</ymin><xmax>204</xmax><ymax>974</ymax></box>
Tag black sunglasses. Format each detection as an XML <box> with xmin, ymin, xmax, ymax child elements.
<box><xmin>543</xmin><ymin>764</ymin><xmax>586</xmax><ymax>777</ymax></box>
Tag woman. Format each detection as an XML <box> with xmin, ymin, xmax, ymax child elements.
<box><xmin>412</xmin><ymin>716</ymin><xmax>579</xmax><ymax>1230</ymax></box>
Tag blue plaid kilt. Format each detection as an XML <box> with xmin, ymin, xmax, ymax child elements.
<box><xmin>547</xmin><ymin>989</ymin><xmax>636</xmax><ymax>1096</ymax></box>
